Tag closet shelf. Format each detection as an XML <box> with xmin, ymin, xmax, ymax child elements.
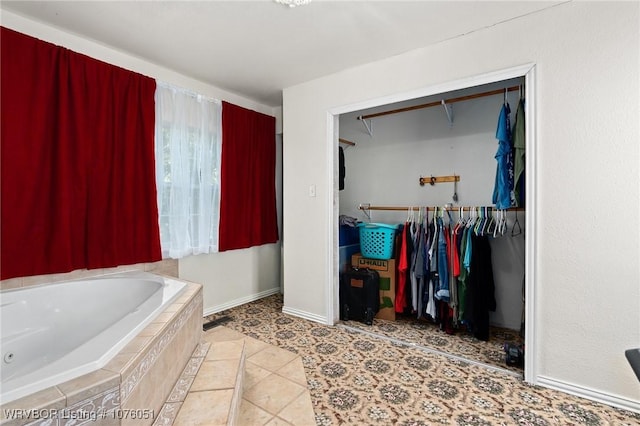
<box><xmin>357</xmin><ymin>85</ymin><xmax>521</xmax><ymax>122</ymax></box>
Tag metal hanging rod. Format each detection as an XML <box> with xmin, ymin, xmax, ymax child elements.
<box><xmin>338</xmin><ymin>138</ymin><xmax>356</xmax><ymax>146</ymax></box>
<box><xmin>358</xmin><ymin>204</ymin><xmax>524</xmax><ymax>212</ymax></box>
<box><xmin>357</xmin><ymin>85</ymin><xmax>521</xmax><ymax>122</ymax></box>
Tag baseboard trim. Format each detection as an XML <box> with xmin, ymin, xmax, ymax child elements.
<box><xmin>536</xmin><ymin>375</ymin><xmax>640</xmax><ymax>414</ymax></box>
<box><xmin>281</xmin><ymin>306</ymin><xmax>328</xmax><ymax>325</ymax></box>
<box><xmin>202</xmin><ymin>288</ymin><xmax>281</xmax><ymax>317</ymax></box>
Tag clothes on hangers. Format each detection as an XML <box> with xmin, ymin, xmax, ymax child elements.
<box><xmin>492</xmin><ymin>102</ymin><xmax>515</xmax><ymax>209</ymax></box>
<box><xmin>390</xmin><ymin>207</ymin><xmax>499</xmax><ymax>341</ymax></box>
<box><xmin>435</xmin><ymin>216</ymin><xmax>450</xmax><ymax>302</ymax></box>
<box><xmin>512</xmin><ymin>98</ymin><xmax>526</xmax><ymax>207</ymax></box>
<box><xmin>395</xmin><ymin>222</ymin><xmax>410</xmax><ymax>313</ymax></box>
<box><xmin>413</xmin><ymin>219</ymin><xmax>427</xmax><ymax>316</ymax></box>
<box><xmin>465</xmin><ymin>234</ymin><xmax>497</xmax><ymax>341</ymax></box>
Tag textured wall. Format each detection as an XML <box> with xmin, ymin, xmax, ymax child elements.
<box><xmin>282</xmin><ymin>2</ymin><xmax>639</xmax><ymax>405</ymax></box>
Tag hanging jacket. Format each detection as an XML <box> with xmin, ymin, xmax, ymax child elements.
<box><xmin>435</xmin><ymin>218</ymin><xmax>450</xmax><ymax>302</ymax></box>
<box><xmin>512</xmin><ymin>98</ymin><xmax>526</xmax><ymax>206</ymax></box>
<box><xmin>395</xmin><ymin>223</ymin><xmax>409</xmax><ymax>313</ymax></box>
<box><xmin>492</xmin><ymin>103</ymin><xmax>513</xmax><ymax>209</ymax></box>
<box><xmin>466</xmin><ymin>234</ymin><xmax>496</xmax><ymax>341</ymax></box>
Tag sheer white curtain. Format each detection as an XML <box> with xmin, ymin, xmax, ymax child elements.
<box><xmin>155</xmin><ymin>82</ymin><xmax>222</xmax><ymax>258</ymax></box>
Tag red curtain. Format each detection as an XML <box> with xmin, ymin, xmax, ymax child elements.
<box><xmin>1</xmin><ymin>27</ymin><xmax>161</xmax><ymax>279</ymax></box>
<box><xmin>219</xmin><ymin>102</ymin><xmax>279</xmax><ymax>251</ymax></box>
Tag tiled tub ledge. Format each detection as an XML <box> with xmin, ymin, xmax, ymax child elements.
<box><xmin>0</xmin><ymin>281</ymin><xmax>203</xmax><ymax>426</ymax></box>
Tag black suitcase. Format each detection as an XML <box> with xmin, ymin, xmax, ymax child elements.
<box><xmin>339</xmin><ymin>267</ymin><xmax>380</xmax><ymax>325</ymax></box>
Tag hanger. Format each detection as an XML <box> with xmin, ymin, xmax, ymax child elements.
<box><xmin>445</xmin><ymin>207</ymin><xmax>453</xmax><ymax>227</ymax></box>
<box><xmin>474</xmin><ymin>207</ymin><xmax>484</xmax><ymax>235</ymax></box>
<box><xmin>453</xmin><ymin>206</ymin><xmax>464</xmax><ymax>234</ymax></box>
<box><xmin>512</xmin><ymin>209</ymin><xmax>523</xmax><ymax>236</ymax></box>
<box><xmin>481</xmin><ymin>206</ymin><xmax>492</xmax><ymax>236</ymax></box>
<box><xmin>466</xmin><ymin>206</ymin><xmax>476</xmax><ymax>229</ymax></box>
<box><xmin>486</xmin><ymin>207</ymin><xmax>496</xmax><ymax>236</ymax></box>
<box><xmin>496</xmin><ymin>209</ymin><xmax>505</xmax><ymax>236</ymax></box>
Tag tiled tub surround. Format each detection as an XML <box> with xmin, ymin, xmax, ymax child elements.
<box><xmin>0</xmin><ymin>260</ymin><xmax>179</xmax><ymax>292</ymax></box>
<box><xmin>1</xmin><ymin>273</ymin><xmax>186</xmax><ymax>404</ymax></box>
<box><xmin>0</xmin><ymin>275</ymin><xmax>202</xmax><ymax>426</ymax></box>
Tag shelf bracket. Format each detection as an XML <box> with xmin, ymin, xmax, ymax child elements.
<box><xmin>441</xmin><ymin>100</ymin><xmax>454</xmax><ymax>127</ymax></box>
<box><xmin>358</xmin><ymin>116</ymin><xmax>373</xmax><ymax>137</ymax></box>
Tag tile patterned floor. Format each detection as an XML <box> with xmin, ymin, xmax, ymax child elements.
<box><xmin>202</xmin><ymin>294</ymin><xmax>640</xmax><ymax>426</ymax></box>
<box><xmin>150</xmin><ymin>295</ymin><xmax>640</xmax><ymax>425</ymax></box>
<box><xmin>154</xmin><ymin>326</ymin><xmax>315</xmax><ymax>426</ymax></box>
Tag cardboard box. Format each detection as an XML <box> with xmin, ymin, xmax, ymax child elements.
<box><xmin>351</xmin><ymin>253</ymin><xmax>396</xmax><ymax>321</ymax></box>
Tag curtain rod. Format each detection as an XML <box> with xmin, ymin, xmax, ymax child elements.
<box><xmin>358</xmin><ymin>205</ymin><xmax>524</xmax><ymax>212</ymax></box>
<box><xmin>357</xmin><ymin>85</ymin><xmax>521</xmax><ymax>121</ymax></box>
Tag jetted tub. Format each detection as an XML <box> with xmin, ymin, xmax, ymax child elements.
<box><xmin>0</xmin><ymin>272</ymin><xmax>187</xmax><ymax>405</ymax></box>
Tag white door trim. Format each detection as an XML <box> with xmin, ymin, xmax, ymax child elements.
<box><xmin>326</xmin><ymin>62</ymin><xmax>538</xmax><ymax>383</ymax></box>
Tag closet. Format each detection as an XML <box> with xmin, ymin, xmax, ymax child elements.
<box><xmin>337</xmin><ymin>77</ymin><xmax>527</xmax><ymax>374</ymax></box>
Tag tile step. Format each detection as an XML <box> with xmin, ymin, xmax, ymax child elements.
<box><xmin>154</xmin><ymin>326</ymin><xmax>315</xmax><ymax>426</ymax></box>
<box><xmin>154</xmin><ymin>339</ymin><xmax>245</xmax><ymax>426</ymax></box>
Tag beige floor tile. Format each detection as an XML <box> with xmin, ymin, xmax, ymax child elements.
<box><xmin>275</xmin><ymin>357</ymin><xmax>308</xmax><ymax>387</ymax></box>
<box><xmin>265</xmin><ymin>417</ymin><xmax>294</xmax><ymax>426</ymax></box>
<box><xmin>276</xmin><ymin>391</ymin><xmax>315</xmax><ymax>426</ymax></box>
<box><xmin>190</xmin><ymin>359</ymin><xmax>241</xmax><ymax>391</ymax></box>
<box><xmin>173</xmin><ymin>389</ymin><xmax>233</xmax><ymax>426</ymax></box>
<box><xmin>243</xmin><ymin>374</ymin><xmax>306</xmax><ymax>415</ymax></box>
<box><xmin>242</xmin><ymin>336</ymin><xmax>271</xmax><ymax>357</ymax></box>
<box><xmin>247</xmin><ymin>345</ymin><xmax>298</xmax><ymax>372</ymax></box>
<box><xmin>244</xmin><ymin>363</ymin><xmax>274</xmax><ymax>391</ymax></box>
<box><xmin>205</xmin><ymin>339</ymin><xmax>244</xmax><ymax>361</ymax></box>
<box><xmin>237</xmin><ymin>399</ymin><xmax>274</xmax><ymax>425</ymax></box>
<box><xmin>203</xmin><ymin>326</ymin><xmax>247</xmax><ymax>343</ymax></box>
<box><xmin>155</xmin><ymin>324</ymin><xmax>315</xmax><ymax>426</ymax></box>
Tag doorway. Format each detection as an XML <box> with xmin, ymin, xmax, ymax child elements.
<box><xmin>327</xmin><ymin>64</ymin><xmax>537</xmax><ymax>383</ymax></box>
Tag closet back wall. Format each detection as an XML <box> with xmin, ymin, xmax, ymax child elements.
<box><xmin>339</xmin><ymin>91</ymin><xmax>525</xmax><ymax>330</ymax></box>
<box><xmin>339</xmin><ymin>93</ymin><xmax>506</xmax><ymax>222</ymax></box>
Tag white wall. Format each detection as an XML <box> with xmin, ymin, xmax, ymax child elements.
<box><xmin>339</xmin><ymin>90</ymin><xmax>516</xmax><ymax>219</ymax></box>
<box><xmin>282</xmin><ymin>1</ymin><xmax>639</xmax><ymax>410</ymax></box>
<box><xmin>339</xmin><ymin>88</ymin><xmax>526</xmax><ymax>330</ymax></box>
<box><xmin>1</xmin><ymin>10</ymin><xmax>283</xmax><ymax>315</ymax></box>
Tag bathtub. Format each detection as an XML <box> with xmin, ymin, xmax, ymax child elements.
<box><xmin>0</xmin><ymin>272</ymin><xmax>186</xmax><ymax>405</ymax></box>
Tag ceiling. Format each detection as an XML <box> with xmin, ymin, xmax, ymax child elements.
<box><xmin>2</xmin><ymin>1</ymin><xmax>562</xmax><ymax>107</ymax></box>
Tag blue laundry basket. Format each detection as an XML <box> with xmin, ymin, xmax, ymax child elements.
<box><xmin>357</xmin><ymin>223</ymin><xmax>398</xmax><ymax>260</ymax></box>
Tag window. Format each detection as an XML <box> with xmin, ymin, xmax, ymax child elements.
<box><xmin>155</xmin><ymin>82</ymin><xmax>222</xmax><ymax>258</ymax></box>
